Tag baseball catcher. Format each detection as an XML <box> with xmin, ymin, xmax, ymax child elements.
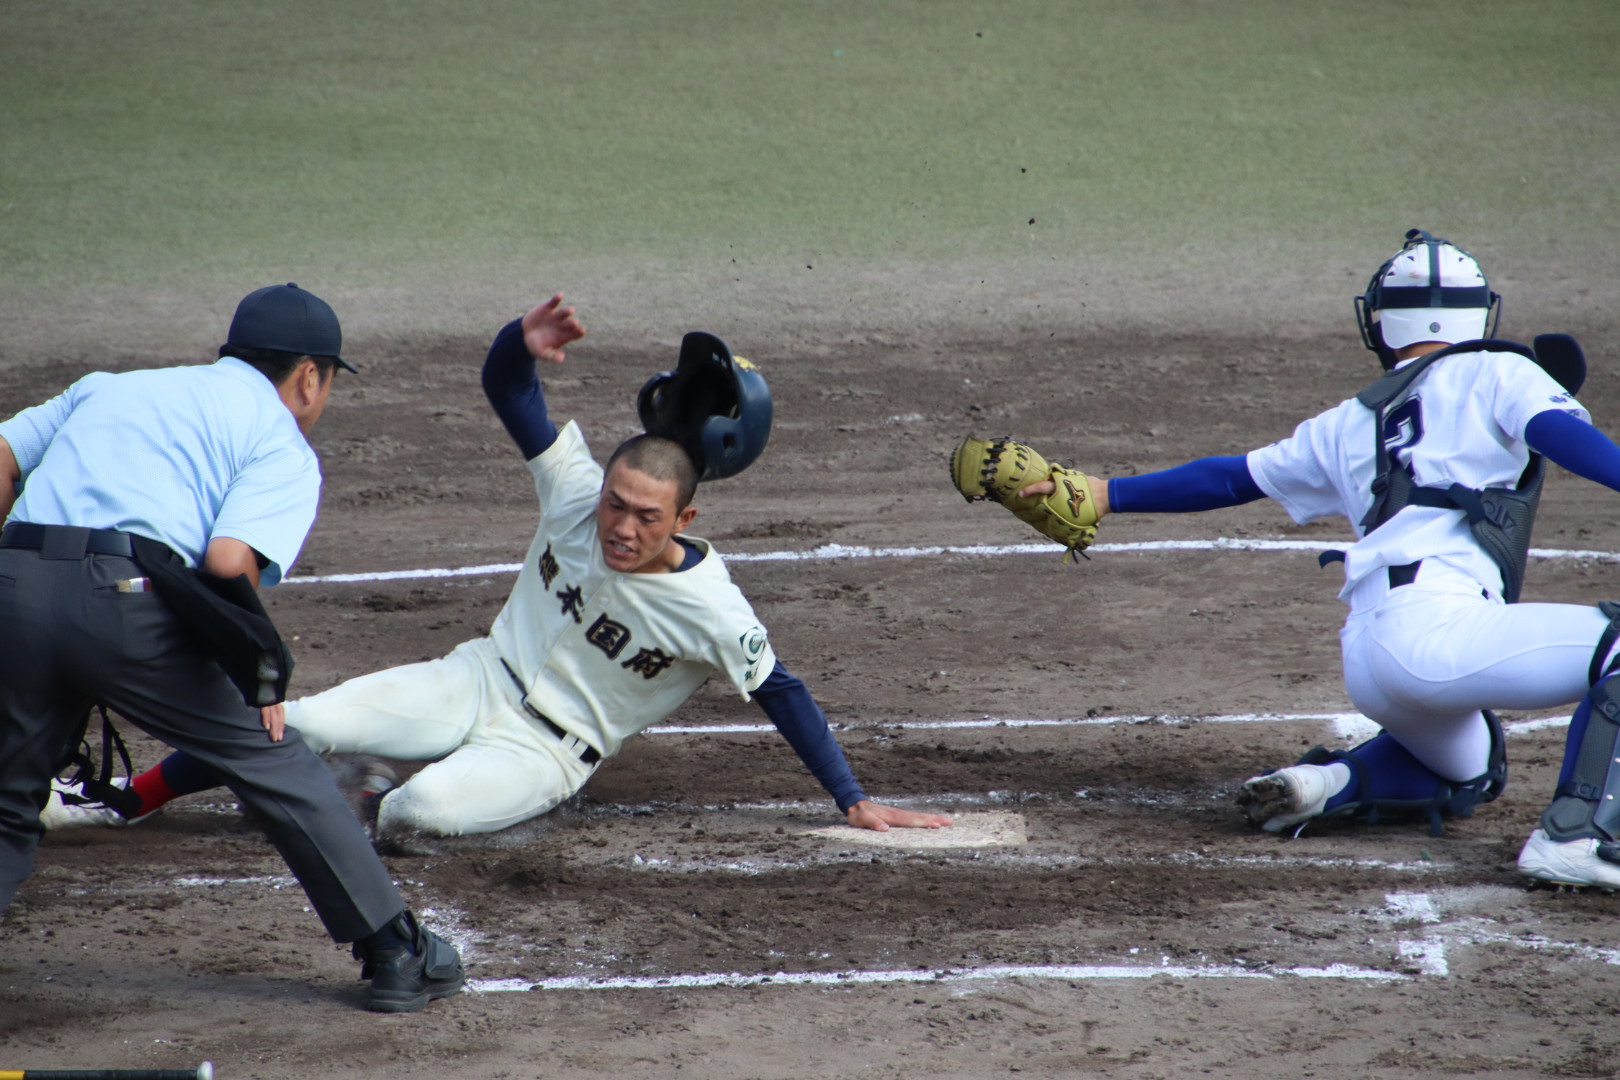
<box><xmin>953</xmin><ymin>229</ymin><xmax>1620</xmax><ymax>894</ymax></box>
<box><xmin>950</xmin><ymin>436</ymin><xmax>1104</xmax><ymax>560</ymax></box>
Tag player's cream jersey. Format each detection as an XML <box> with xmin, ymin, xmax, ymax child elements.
<box><xmin>489</xmin><ymin>421</ymin><xmax>776</xmax><ymax>757</ymax></box>
<box><xmin>1246</xmin><ymin>348</ymin><xmax>1588</xmax><ymax>605</ymax></box>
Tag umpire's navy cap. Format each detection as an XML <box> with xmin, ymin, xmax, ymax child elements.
<box><xmin>227</xmin><ymin>283</ymin><xmax>358</xmax><ymax>373</ymax></box>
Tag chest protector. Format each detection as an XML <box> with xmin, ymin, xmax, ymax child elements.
<box><xmin>1356</xmin><ymin>338</ymin><xmax>1578</xmax><ymax>604</ymax></box>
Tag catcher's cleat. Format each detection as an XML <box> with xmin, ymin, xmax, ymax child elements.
<box><xmin>1238</xmin><ymin>764</ymin><xmax>1336</xmax><ymax>834</ymax></box>
<box><xmin>39</xmin><ymin>777</ymin><xmax>155</xmax><ymax>830</ymax></box>
<box><xmin>1517</xmin><ymin>829</ymin><xmax>1620</xmax><ymax>892</ymax></box>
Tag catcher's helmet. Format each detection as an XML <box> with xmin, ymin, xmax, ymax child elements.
<box><xmin>637</xmin><ymin>331</ymin><xmax>772</xmax><ymax>481</ymax></box>
<box><xmin>1355</xmin><ymin>229</ymin><xmax>1500</xmax><ymax>369</ymax></box>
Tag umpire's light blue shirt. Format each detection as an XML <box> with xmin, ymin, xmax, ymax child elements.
<box><xmin>0</xmin><ymin>357</ymin><xmax>320</xmax><ymax>586</ymax></box>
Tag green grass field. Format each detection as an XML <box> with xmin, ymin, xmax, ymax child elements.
<box><xmin>2</xmin><ymin>0</ymin><xmax>1616</xmax><ymax>339</ymax></box>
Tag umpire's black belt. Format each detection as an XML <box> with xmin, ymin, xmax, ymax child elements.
<box><xmin>499</xmin><ymin>657</ymin><xmax>601</xmax><ymax>764</ymax></box>
<box><xmin>0</xmin><ymin>522</ymin><xmax>136</xmax><ymax>558</ymax></box>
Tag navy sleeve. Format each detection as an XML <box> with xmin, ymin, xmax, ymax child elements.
<box><xmin>752</xmin><ymin>660</ymin><xmax>867</xmax><ymax>813</ymax></box>
<box><xmin>1526</xmin><ymin>409</ymin><xmax>1620</xmax><ymax>493</ymax></box>
<box><xmin>481</xmin><ymin>317</ymin><xmax>559</xmax><ymax>460</ymax></box>
<box><xmin>1107</xmin><ymin>454</ymin><xmax>1265</xmax><ymax>513</ymax></box>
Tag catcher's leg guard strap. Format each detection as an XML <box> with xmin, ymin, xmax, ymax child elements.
<box><xmin>1440</xmin><ymin>708</ymin><xmax>1508</xmax><ymax>816</ymax></box>
<box><xmin>1541</xmin><ymin>674</ymin><xmax>1620</xmax><ymax>852</ymax></box>
<box><xmin>1588</xmin><ymin>600</ymin><xmax>1620</xmax><ymax>686</ymax></box>
<box><xmin>1300</xmin><ymin>711</ymin><xmax>1507</xmax><ymax>838</ymax></box>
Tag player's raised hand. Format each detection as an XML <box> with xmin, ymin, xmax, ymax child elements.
<box><xmin>521</xmin><ymin>292</ymin><xmax>586</xmax><ymax>364</ymax></box>
<box><xmin>845</xmin><ymin>800</ymin><xmax>952</xmax><ymax>832</ymax></box>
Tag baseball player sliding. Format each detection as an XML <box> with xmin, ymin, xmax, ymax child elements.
<box><xmin>48</xmin><ymin>294</ymin><xmax>950</xmax><ymax>842</ymax></box>
<box><xmin>955</xmin><ymin>229</ymin><xmax>1620</xmax><ymax>890</ymax></box>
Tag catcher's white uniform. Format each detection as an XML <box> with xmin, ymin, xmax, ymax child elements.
<box><xmin>1246</xmin><ymin>347</ymin><xmax>1611</xmax><ymax>780</ymax></box>
<box><xmin>288</xmin><ymin>420</ymin><xmax>776</xmax><ymax>836</ymax></box>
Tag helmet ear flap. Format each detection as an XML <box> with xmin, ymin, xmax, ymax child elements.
<box><xmin>693</xmin><ymin>365</ymin><xmax>773</xmax><ymax>480</ymax></box>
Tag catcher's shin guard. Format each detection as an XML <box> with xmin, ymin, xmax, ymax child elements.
<box><xmin>1293</xmin><ymin>710</ymin><xmax>1507</xmax><ymax>837</ymax></box>
<box><xmin>1539</xmin><ymin>674</ymin><xmax>1620</xmax><ymax>867</ymax></box>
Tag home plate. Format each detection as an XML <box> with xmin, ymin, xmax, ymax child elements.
<box><xmin>802</xmin><ymin>810</ymin><xmax>1026</xmax><ymax>849</ymax></box>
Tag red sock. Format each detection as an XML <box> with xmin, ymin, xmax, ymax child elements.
<box><xmin>128</xmin><ymin>765</ymin><xmax>180</xmax><ymax>816</ymax></box>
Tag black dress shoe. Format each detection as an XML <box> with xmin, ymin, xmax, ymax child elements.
<box><xmin>354</xmin><ymin>910</ymin><xmax>465</xmax><ymax>1013</ymax></box>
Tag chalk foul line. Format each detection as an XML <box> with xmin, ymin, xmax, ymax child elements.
<box><xmin>281</xmin><ymin>539</ymin><xmax>1620</xmax><ymax>586</ymax></box>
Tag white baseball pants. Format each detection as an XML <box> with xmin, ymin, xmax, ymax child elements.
<box><xmin>286</xmin><ymin>637</ymin><xmax>597</xmax><ymax>836</ymax></box>
<box><xmin>1341</xmin><ymin>564</ymin><xmax>1614</xmax><ymax>780</ymax></box>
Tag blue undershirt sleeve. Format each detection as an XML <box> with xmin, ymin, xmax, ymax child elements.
<box><xmin>1106</xmin><ymin>455</ymin><xmax>1265</xmax><ymax>514</ymax></box>
<box><xmin>752</xmin><ymin>660</ymin><xmax>867</xmax><ymax>813</ymax></box>
<box><xmin>481</xmin><ymin>318</ymin><xmax>559</xmax><ymax>460</ymax></box>
<box><xmin>1525</xmin><ymin>409</ymin><xmax>1620</xmax><ymax>493</ymax></box>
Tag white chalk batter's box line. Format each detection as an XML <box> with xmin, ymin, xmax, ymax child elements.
<box><xmin>578</xmin><ymin>846</ymin><xmax>1452</xmax><ymax>877</ymax></box>
<box><xmin>281</xmin><ymin>537</ymin><xmax>1620</xmax><ymax>585</ymax></box>
<box><xmin>455</xmin><ymin>891</ymin><xmax>1620</xmax><ymax>994</ymax></box>
<box><xmin>147</xmin><ymin>835</ymin><xmax>1451</xmax><ymax>883</ymax></box>
<box><xmin>145</xmin><ymin>884</ymin><xmax>1620</xmax><ymax>990</ymax></box>
<box><xmin>650</xmin><ymin>710</ymin><xmax>1571</xmax><ymax>739</ymax></box>
<box><xmin>146</xmin><ymin>880</ymin><xmax>1617</xmax><ymax>992</ymax></box>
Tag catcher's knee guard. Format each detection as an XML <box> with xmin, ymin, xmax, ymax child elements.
<box><xmin>1294</xmin><ymin>710</ymin><xmax>1508</xmax><ymax>837</ymax></box>
<box><xmin>1540</xmin><ymin>673</ymin><xmax>1620</xmax><ymax>866</ymax></box>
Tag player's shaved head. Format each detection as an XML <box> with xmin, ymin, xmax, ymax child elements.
<box><xmin>607</xmin><ymin>435</ymin><xmax>699</xmax><ymax>510</ymax></box>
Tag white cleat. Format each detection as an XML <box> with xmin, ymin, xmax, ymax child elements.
<box><xmin>1239</xmin><ymin>764</ymin><xmax>1335</xmax><ymax>834</ymax></box>
<box><xmin>38</xmin><ymin>777</ymin><xmax>153</xmax><ymax>830</ymax></box>
<box><xmin>1517</xmin><ymin>828</ymin><xmax>1620</xmax><ymax>892</ymax></box>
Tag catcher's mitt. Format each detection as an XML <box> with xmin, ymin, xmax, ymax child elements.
<box><xmin>950</xmin><ymin>436</ymin><xmax>1101</xmax><ymax>560</ymax></box>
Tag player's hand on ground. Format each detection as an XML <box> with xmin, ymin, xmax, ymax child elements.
<box><xmin>260</xmin><ymin>703</ymin><xmax>286</xmax><ymax>742</ymax></box>
<box><xmin>521</xmin><ymin>292</ymin><xmax>586</xmax><ymax>363</ymax></box>
<box><xmin>845</xmin><ymin>800</ymin><xmax>952</xmax><ymax>832</ymax></box>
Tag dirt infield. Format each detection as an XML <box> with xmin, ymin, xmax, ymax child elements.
<box><xmin>5</xmin><ymin>305</ymin><xmax>1620</xmax><ymax>1079</ymax></box>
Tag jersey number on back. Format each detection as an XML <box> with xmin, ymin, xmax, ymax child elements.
<box><xmin>1383</xmin><ymin>397</ymin><xmax>1425</xmax><ymax>466</ymax></box>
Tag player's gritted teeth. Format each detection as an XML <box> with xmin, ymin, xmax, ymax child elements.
<box><xmin>595</xmin><ymin>461</ymin><xmax>692</xmax><ymax>574</ymax></box>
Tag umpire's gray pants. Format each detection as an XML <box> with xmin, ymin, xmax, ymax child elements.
<box><xmin>0</xmin><ymin>545</ymin><xmax>404</xmax><ymax>942</ymax></box>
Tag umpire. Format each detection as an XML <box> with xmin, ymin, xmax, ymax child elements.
<box><xmin>0</xmin><ymin>284</ymin><xmax>463</xmax><ymax>1013</ymax></box>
